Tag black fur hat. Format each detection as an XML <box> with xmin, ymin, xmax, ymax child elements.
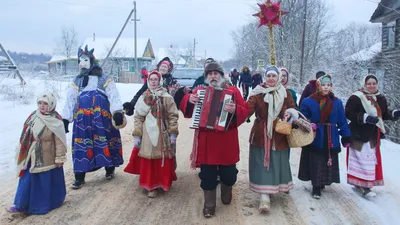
<box><xmin>204</xmin><ymin>62</ymin><xmax>224</xmax><ymax>77</ymax></box>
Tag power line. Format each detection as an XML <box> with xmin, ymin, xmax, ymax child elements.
<box><xmin>39</xmin><ymin>0</ymin><xmax>127</xmax><ymax>11</ymax></box>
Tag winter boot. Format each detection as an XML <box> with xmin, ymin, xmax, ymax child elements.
<box><xmin>105</xmin><ymin>167</ymin><xmax>115</xmax><ymax>180</ymax></box>
<box><xmin>220</xmin><ymin>183</ymin><xmax>233</xmax><ymax>205</ymax></box>
<box><xmin>148</xmin><ymin>189</ymin><xmax>158</xmax><ymax>198</ymax></box>
<box><xmin>312</xmin><ymin>186</ymin><xmax>321</xmax><ymax>199</ymax></box>
<box><xmin>362</xmin><ymin>188</ymin><xmax>377</xmax><ymax>198</ymax></box>
<box><xmin>203</xmin><ymin>189</ymin><xmax>217</xmax><ymax>218</ymax></box>
<box><xmin>259</xmin><ymin>194</ymin><xmax>270</xmax><ymax>213</ymax></box>
<box><xmin>71</xmin><ymin>173</ymin><xmax>86</xmax><ymax>189</ymax></box>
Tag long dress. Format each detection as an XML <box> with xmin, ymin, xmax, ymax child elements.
<box><xmin>63</xmin><ymin>75</ymin><xmax>124</xmax><ymax>173</ymax></box>
<box><xmin>344</xmin><ymin>93</ymin><xmax>390</xmax><ymax>188</ymax></box>
<box><xmin>246</xmin><ymin>89</ymin><xmax>296</xmax><ymax>194</ymax></box>
<box><xmin>14</xmin><ymin>162</ymin><xmax>66</xmax><ymax>214</ymax></box>
<box><xmin>298</xmin><ymin>128</ymin><xmax>341</xmax><ymax>186</ymax></box>
<box><xmin>124</xmin><ymin>88</ymin><xmax>178</xmax><ymax>191</ymax></box>
<box><xmin>298</xmin><ymin>96</ymin><xmax>350</xmax><ymax>187</ymax></box>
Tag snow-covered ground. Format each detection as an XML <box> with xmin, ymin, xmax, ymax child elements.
<box><xmin>0</xmin><ymin>77</ymin><xmax>142</xmax><ymax>179</ymax></box>
<box><xmin>1</xmin><ymin>77</ymin><xmax>400</xmax><ymax>224</ymax></box>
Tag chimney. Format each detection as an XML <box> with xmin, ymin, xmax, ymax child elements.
<box><xmin>93</xmin><ymin>33</ymin><xmax>96</xmax><ymax>42</ymax></box>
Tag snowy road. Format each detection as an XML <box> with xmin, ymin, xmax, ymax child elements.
<box><xmin>1</xmin><ymin>115</ymin><xmax>399</xmax><ymax>225</ymax></box>
<box><xmin>0</xmin><ymin>79</ymin><xmax>399</xmax><ymax>224</ymax></box>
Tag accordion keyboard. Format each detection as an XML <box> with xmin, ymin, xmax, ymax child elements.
<box><xmin>190</xmin><ymin>89</ymin><xmax>205</xmax><ymax>129</ymax></box>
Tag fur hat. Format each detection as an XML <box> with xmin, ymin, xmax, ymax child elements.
<box><xmin>204</xmin><ymin>62</ymin><xmax>224</xmax><ymax>77</ymax></box>
<box><xmin>204</xmin><ymin>58</ymin><xmax>215</xmax><ymax>65</ymax></box>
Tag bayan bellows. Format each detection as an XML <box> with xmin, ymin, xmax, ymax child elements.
<box><xmin>190</xmin><ymin>86</ymin><xmax>235</xmax><ymax>132</ymax></box>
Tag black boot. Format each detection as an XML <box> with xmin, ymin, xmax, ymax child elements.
<box><xmin>312</xmin><ymin>186</ymin><xmax>321</xmax><ymax>199</ymax></box>
<box><xmin>72</xmin><ymin>173</ymin><xmax>86</xmax><ymax>189</ymax></box>
<box><xmin>105</xmin><ymin>167</ymin><xmax>115</xmax><ymax>180</ymax></box>
<box><xmin>203</xmin><ymin>189</ymin><xmax>217</xmax><ymax>218</ymax></box>
<box><xmin>220</xmin><ymin>183</ymin><xmax>232</xmax><ymax>205</ymax></box>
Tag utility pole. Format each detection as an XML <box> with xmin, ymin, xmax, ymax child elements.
<box><xmin>133</xmin><ymin>1</ymin><xmax>140</xmax><ymax>77</ymax></box>
<box><xmin>193</xmin><ymin>38</ymin><xmax>197</xmax><ymax>68</ymax></box>
<box><xmin>299</xmin><ymin>0</ymin><xmax>308</xmax><ymax>86</ymax></box>
<box><xmin>101</xmin><ymin>9</ymin><xmax>134</xmax><ymax>68</ymax></box>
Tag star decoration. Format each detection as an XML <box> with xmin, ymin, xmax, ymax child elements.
<box><xmin>253</xmin><ymin>0</ymin><xmax>288</xmax><ymax>28</ymax></box>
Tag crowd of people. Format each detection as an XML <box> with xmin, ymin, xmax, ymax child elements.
<box><xmin>7</xmin><ymin>45</ymin><xmax>400</xmax><ymax>219</ymax></box>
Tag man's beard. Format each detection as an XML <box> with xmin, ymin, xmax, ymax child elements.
<box><xmin>205</xmin><ymin>77</ymin><xmax>225</xmax><ymax>88</ymax></box>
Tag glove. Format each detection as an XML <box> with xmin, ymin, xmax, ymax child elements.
<box><xmin>392</xmin><ymin>110</ymin><xmax>400</xmax><ymax>120</ymax></box>
<box><xmin>311</xmin><ymin>123</ymin><xmax>318</xmax><ymax>132</ymax></box>
<box><xmin>123</xmin><ymin>102</ymin><xmax>134</xmax><ymax>116</ymax></box>
<box><xmin>364</xmin><ymin>114</ymin><xmax>379</xmax><ymax>125</ymax></box>
<box><xmin>341</xmin><ymin>136</ymin><xmax>351</xmax><ymax>148</ymax></box>
<box><xmin>62</xmin><ymin>119</ymin><xmax>69</xmax><ymax>133</ymax></box>
<box><xmin>113</xmin><ymin>112</ymin><xmax>124</xmax><ymax>126</ymax></box>
<box><xmin>133</xmin><ymin>136</ymin><xmax>141</xmax><ymax>148</ymax></box>
<box><xmin>170</xmin><ymin>134</ymin><xmax>177</xmax><ymax>145</ymax></box>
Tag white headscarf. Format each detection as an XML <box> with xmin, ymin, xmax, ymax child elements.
<box><xmin>17</xmin><ymin>93</ymin><xmax>67</xmax><ymax>174</ymax></box>
<box><xmin>353</xmin><ymin>75</ymin><xmax>385</xmax><ymax>133</ymax></box>
<box><xmin>248</xmin><ymin>66</ymin><xmax>287</xmax><ymax>138</ymax></box>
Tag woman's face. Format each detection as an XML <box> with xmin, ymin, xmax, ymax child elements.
<box><xmin>38</xmin><ymin>101</ymin><xmax>49</xmax><ymax>113</ymax></box>
<box><xmin>281</xmin><ymin>70</ymin><xmax>288</xmax><ymax>85</ymax></box>
<box><xmin>365</xmin><ymin>78</ymin><xmax>378</xmax><ymax>93</ymax></box>
<box><xmin>265</xmin><ymin>72</ymin><xmax>279</xmax><ymax>87</ymax></box>
<box><xmin>148</xmin><ymin>74</ymin><xmax>160</xmax><ymax>90</ymax></box>
<box><xmin>159</xmin><ymin>64</ymin><xmax>169</xmax><ymax>75</ymax></box>
<box><xmin>320</xmin><ymin>83</ymin><xmax>332</xmax><ymax>95</ymax></box>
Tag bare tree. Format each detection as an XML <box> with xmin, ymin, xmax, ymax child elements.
<box><xmin>102</xmin><ymin>44</ymin><xmax>129</xmax><ymax>76</ymax></box>
<box><xmin>55</xmin><ymin>26</ymin><xmax>78</xmax><ymax>58</ymax></box>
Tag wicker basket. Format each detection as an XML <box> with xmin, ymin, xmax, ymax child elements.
<box><xmin>275</xmin><ymin>117</ymin><xmax>292</xmax><ymax>135</ymax></box>
<box><xmin>287</xmin><ymin>111</ymin><xmax>316</xmax><ymax>148</ymax></box>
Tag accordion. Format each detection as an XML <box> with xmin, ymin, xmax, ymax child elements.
<box><xmin>190</xmin><ymin>86</ymin><xmax>235</xmax><ymax>132</ymax></box>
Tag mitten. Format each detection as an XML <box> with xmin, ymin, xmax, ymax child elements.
<box><xmin>133</xmin><ymin>136</ymin><xmax>141</xmax><ymax>148</ymax></box>
<box><xmin>392</xmin><ymin>110</ymin><xmax>400</xmax><ymax>120</ymax></box>
<box><xmin>364</xmin><ymin>114</ymin><xmax>379</xmax><ymax>125</ymax></box>
<box><xmin>62</xmin><ymin>119</ymin><xmax>70</xmax><ymax>133</ymax></box>
<box><xmin>311</xmin><ymin>123</ymin><xmax>318</xmax><ymax>132</ymax></box>
<box><xmin>113</xmin><ymin>112</ymin><xmax>124</xmax><ymax>126</ymax></box>
<box><xmin>123</xmin><ymin>102</ymin><xmax>134</xmax><ymax>116</ymax></box>
<box><xmin>170</xmin><ymin>134</ymin><xmax>177</xmax><ymax>145</ymax></box>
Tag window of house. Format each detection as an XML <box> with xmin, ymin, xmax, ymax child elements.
<box><xmin>387</xmin><ymin>21</ymin><xmax>396</xmax><ymax>49</ymax></box>
<box><xmin>122</xmin><ymin>61</ymin><xmax>129</xmax><ymax>71</ymax></box>
<box><xmin>56</xmin><ymin>62</ymin><xmax>63</xmax><ymax>73</ymax></box>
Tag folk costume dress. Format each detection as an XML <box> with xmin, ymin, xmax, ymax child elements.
<box><xmin>298</xmin><ymin>75</ymin><xmax>351</xmax><ymax>189</ymax></box>
<box><xmin>124</xmin><ymin>84</ymin><xmax>179</xmax><ymax>192</ymax></box>
<box><xmin>62</xmin><ymin>47</ymin><xmax>124</xmax><ymax>180</ymax></box>
<box><xmin>345</xmin><ymin>81</ymin><xmax>398</xmax><ymax>189</ymax></box>
<box><xmin>13</xmin><ymin>93</ymin><xmax>67</xmax><ymax>214</ymax></box>
<box><xmin>246</xmin><ymin>76</ymin><xmax>296</xmax><ymax>195</ymax></box>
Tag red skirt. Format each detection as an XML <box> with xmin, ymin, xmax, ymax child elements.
<box><xmin>124</xmin><ymin>147</ymin><xmax>177</xmax><ymax>191</ymax></box>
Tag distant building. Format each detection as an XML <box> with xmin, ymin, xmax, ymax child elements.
<box><xmin>46</xmin><ymin>36</ymin><xmax>155</xmax><ymax>78</ymax></box>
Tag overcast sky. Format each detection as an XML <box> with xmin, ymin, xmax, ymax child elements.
<box><xmin>0</xmin><ymin>0</ymin><xmax>379</xmax><ymax>60</ymax></box>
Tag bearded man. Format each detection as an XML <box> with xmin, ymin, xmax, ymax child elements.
<box><xmin>179</xmin><ymin>62</ymin><xmax>248</xmax><ymax>218</ymax></box>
